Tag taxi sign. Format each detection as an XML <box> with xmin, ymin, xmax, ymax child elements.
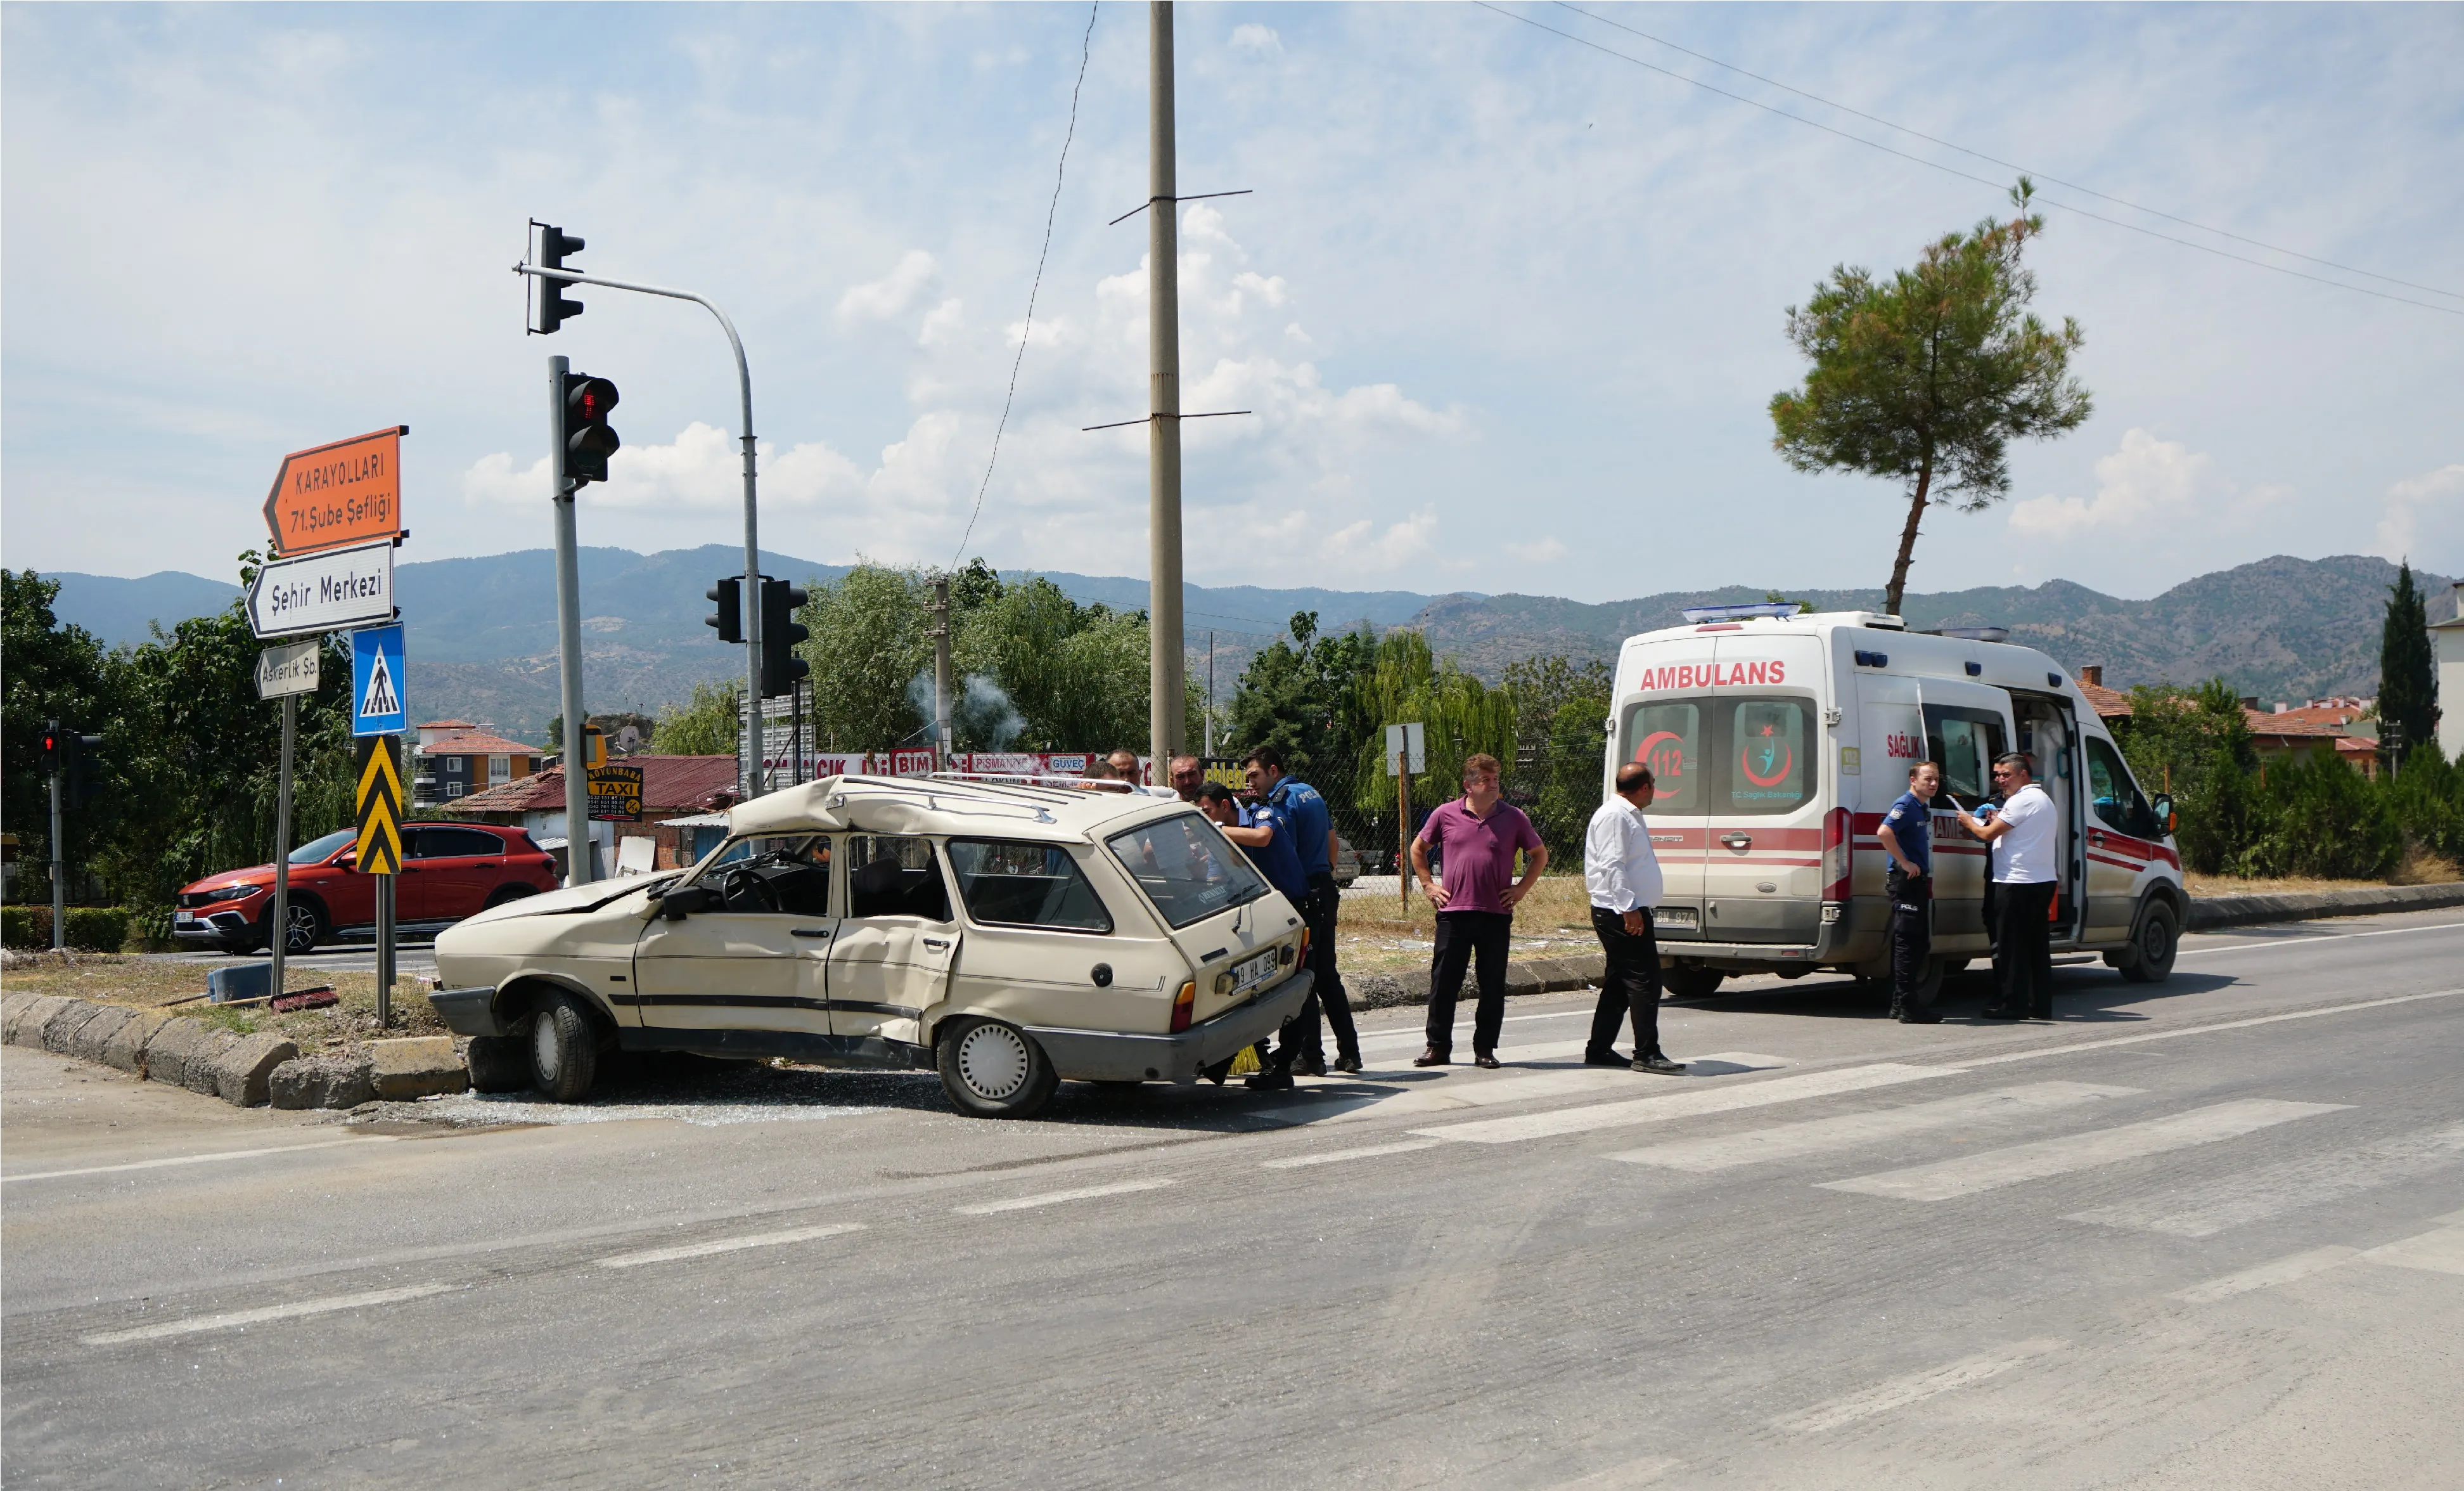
<box><xmin>350</xmin><ymin>624</ymin><xmax>407</xmax><ymax>738</ymax></box>
<box><xmin>264</xmin><ymin>427</ymin><xmax>406</xmax><ymax>557</ymax></box>
<box><xmin>354</xmin><ymin>735</ymin><xmax>405</xmax><ymax>875</ymax></box>
<box><xmin>587</xmin><ymin>763</ymin><xmax>644</xmax><ymax>822</ymax></box>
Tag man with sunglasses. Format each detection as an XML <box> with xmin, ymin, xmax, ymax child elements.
<box><xmin>1410</xmin><ymin>753</ymin><xmax>1547</xmax><ymax>1068</ymax></box>
<box><xmin>1956</xmin><ymin>752</ymin><xmax>2058</xmax><ymax>1020</ymax></box>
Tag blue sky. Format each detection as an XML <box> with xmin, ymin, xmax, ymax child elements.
<box><xmin>5</xmin><ymin>3</ymin><xmax>2459</xmax><ymax>605</ymax></box>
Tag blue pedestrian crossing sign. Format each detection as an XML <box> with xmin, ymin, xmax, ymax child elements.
<box><xmin>351</xmin><ymin>624</ymin><xmax>407</xmax><ymax>738</ymax></box>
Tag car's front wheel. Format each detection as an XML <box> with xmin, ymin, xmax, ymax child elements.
<box><xmin>261</xmin><ymin>899</ymin><xmax>326</xmax><ymax>955</ymax></box>
<box><xmin>937</xmin><ymin>1017</ymin><xmax>1058</xmax><ymax>1120</ymax></box>
<box><xmin>2117</xmin><ymin>902</ymin><xmax>2179</xmax><ymax>984</ymax></box>
<box><xmin>529</xmin><ymin>996</ymin><xmax>599</xmax><ymax>1102</ymax></box>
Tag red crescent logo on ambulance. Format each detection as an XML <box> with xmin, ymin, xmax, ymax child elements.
<box><xmin>1739</xmin><ymin>724</ymin><xmax>1793</xmax><ymax>787</ymax></box>
<box><xmin>1634</xmin><ymin>730</ymin><xmax>1688</xmax><ymax>782</ymax></box>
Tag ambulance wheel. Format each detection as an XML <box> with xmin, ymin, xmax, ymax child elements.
<box><xmin>1663</xmin><ymin>965</ymin><xmax>1726</xmax><ymax>1000</ymax></box>
<box><xmin>529</xmin><ymin>996</ymin><xmax>599</xmax><ymax>1102</ymax></box>
<box><xmin>938</xmin><ymin>1018</ymin><xmax>1058</xmax><ymax>1120</ymax></box>
<box><xmin>2117</xmin><ymin>903</ymin><xmax>2179</xmax><ymax>984</ymax></box>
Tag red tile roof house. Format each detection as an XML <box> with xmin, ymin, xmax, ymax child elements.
<box><xmin>442</xmin><ymin>755</ymin><xmax>741</xmax><ymax>880</ymax></box>
<box><xmin>2241</xmin><ymin>697</ymin><xmax>2381</xmax><ymax>779</ymax></box>
<box><xmin>411</xmin><ymin>720</ymin><xmax>544</xmax><ymax>808</ymax></box>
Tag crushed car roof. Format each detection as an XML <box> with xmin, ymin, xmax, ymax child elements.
<box><xmin>727</xmin><ymin>775</ymin><xmax>1188</xmax><ymax>842</ymax></box>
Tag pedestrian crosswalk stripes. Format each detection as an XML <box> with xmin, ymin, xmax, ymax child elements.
<box><xmin>2172</xmin><ymin>1246</ymin><xmax>2361</xmax><ymax>1303</ymax></box>
<box><xmin>1603</xmin><ymin>1081</ymin><xmax>2141</xmax><ymax>1173</ymax></box>
<box><xmin>1410</xmin><ymin>1062</ymin><xmax>1956</xmax><ymax>1145</ymax></box>
<box><xmin>2361</xmin><ymin>1225</ymin><xmax>2464</xmax><ymax>1275</ymax></box>
<box><xmin>2066</xmin><ymin>1121</ymin><xmax>2464</xmax><ymax>1237</ymax></box>
<box><xmin>1818</xmin><ymin>1099</ymin><xmax>2350</xmax><ymax>1203</ymax></box>
<box><xmin>1247</xmin><ymin>1052</ymin><xmax>1793</xmax><ymax>1128</ymax></box>
<box><xmin>1773</xmin><ymin>1338</ymin><xmax>2067</xmax><ymax>1433</ymax></box>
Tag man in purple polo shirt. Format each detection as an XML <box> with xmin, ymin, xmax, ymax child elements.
<box><xmin>1409</xmin><ymin>752</ymin><xmax>1548</xmax><ymax>1068</ymax></box>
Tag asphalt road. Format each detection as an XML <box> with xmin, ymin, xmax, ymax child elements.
<box><xmin>7</xmin><ymin>907</ymin><xmax>2462</xmax><ymax>1489</ymax></box>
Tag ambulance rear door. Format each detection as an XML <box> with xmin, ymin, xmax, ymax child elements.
<box><xmin>1702</xmin><ymin>633</ymin><xmax>1828</xmax><ymax>945</ymax></box>
<box><xmin>1612</xmin><ymin>636</ymin><xmax>1717</xmax><ymax>941</ymax></box>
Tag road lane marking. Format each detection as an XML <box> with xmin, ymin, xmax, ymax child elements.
<box><xmin>1260</xmin><ymin>1140</ymin><xmax>1441</xmax><ymax>1170</ymax></box>
<box><xmin>1819</xmin><ymin>1099</ymin><xmax>2349</xmax><ymax>1202</ymax></box>
<box><xmin>2067</xmin><ymin>1121</ymin><xmax>2464</xmax><ymax>1236</ymax></box>
<box><xmin>2172</xmin><ymin>1246</ymin><xmax>2361</xmax><ymax>1303</ymax></box>
<box><xmin>2178</xmin><ymin>920</ymin><xmax>2464</xmax><ymax>958</ymax></box>
<box><xmin>2362</xmin><ymin>1225</ymin><xmax>2464</xmax><ymax>1275</ymax></box>
<box><xmin>1411</xmin><ymin>1063</ymin><xmax>1955</xmax><ymax>1145</ymax></box>
<box><xmin>1951</xmin><ymin>988</ymin><xmax>2463</xmax><ymax>1071</ymax></box>
<box><xmin>1605</xmin><ymin>1081</ymin><xmax>2141</xmax><ymax>1172</ymax></box>
<box><xmin>1775</xmin><ymin>1338</ymin><xmax>2066</xmax><ymax>1432</ymax></box>
<box><xmin>954</xmin><ymin>1178</ymin><xmax>1174</xmax><ymax>1215</ymax></box>
<box><xmin>3</xmin><ymin>1136</ymin><xmax>397</xmax><ymax>1184</ymax></box>
<box><xmin>80</xmin><ymin>1283</ymin><xmax>459</xmax><ymax>1346</ymax></box>
<box><xmin>596</xmin><ymin>1223</ymin><xmax>864</xmax><ymax>1269</ymax></box>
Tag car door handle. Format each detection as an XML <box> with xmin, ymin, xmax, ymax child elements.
<box><xmin>1720</xmin><ymin>833</ymin><xmax>1752</xmax><ymax>850</ymax></box>
<box><xmin>922</xmin><ymin>937</ymin><xmax>950</xmax><ymax>951</ymax></box>
<box><xmin>791</xmin><ymin>928</ymin><xmax>831</xmax><ymax>939</ymax></box>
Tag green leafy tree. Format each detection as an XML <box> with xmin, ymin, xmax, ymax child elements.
<box><xmin>1770</xmin><ymin>179</ymin><xmax>2093</xmax><ymax>617</ymax></box>
<box><xmin>2119</xmin><ymin>678</ymin><xmax>2262</xmax><ymax>874</ymax></box>
<box><xmin>2378</xmin><ymin>560</ymin><xmax>2439</xmax><ymax>771</ymax></box>
<box><xmin>2</xmin><ymin>571</ymin><xmax>124</xmax><ymax>900</ymax></box>
<box><xmin>654</xmin><ymin>679</ymin><xmax>746</xmax><ymax>757</ymax></box>
<box><xmin>1345</xmin><ymin>631</ymin><xmax>1518</xmax><ymax>842</ymax></box>
<box><xmin>2245</xmin><ymin>745</ymin><xmax>2403</xmax><ymax>881</ymax></box>
<box><xmin>1501</xmin><ymin>654</ymin><xmax>1614</xmax><ymax>863</ymax></box>
<box><xmin>954</xmin><ymin>579</ymin><xmax>1176</xmax><ymax>752</ymax></box>
<box><xmin>797</xmin><ymin>562</ymin><xmax>932</xmax><ymax>750</ymax></box>
<box><xmin>1221</xmin><ymin>612</ymin><xmax>1379</xmax><ymax>781</ymax></box>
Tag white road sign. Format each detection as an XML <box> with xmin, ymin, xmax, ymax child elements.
<box><xmin>1385</xmin><ymin>721</ymin><xmax>1427</xmax><ymax>775</ymax></box>
<box><xmin>247</xmin><ymin>538</ymin><xmax>395</xmax><ymax>639</ymax></box>
<box><xmin>254</xmin><ymin>640</ymin><xmax>321</xmax><ymax>700</ymax></box>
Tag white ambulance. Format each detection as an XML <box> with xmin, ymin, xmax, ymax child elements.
<box><xmin>1603</xmin><ymin>604</ymin><xmax>2186</xmax><ymax>1002</ymax></box>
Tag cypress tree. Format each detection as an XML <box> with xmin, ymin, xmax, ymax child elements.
<box><xmin>2378</xmin><ymin>561</ymin><xmax>2439</xmax><ymax>771</ymax></box>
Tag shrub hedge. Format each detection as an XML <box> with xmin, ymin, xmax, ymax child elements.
<box><xmin>1</xmin><ymin>905</ymin><xmax>134</xmax><ymax>952</ymax></box>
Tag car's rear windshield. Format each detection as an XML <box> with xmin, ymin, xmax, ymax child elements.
<box><xmin>1104</xmin><ymin>812</ymin><xmax>1267</xmax><ymax>929</ymax></box>
<box><xmin>290</xmin><ymin>829</ymin><xmax>356</xmax><ymax>864</ymax></box>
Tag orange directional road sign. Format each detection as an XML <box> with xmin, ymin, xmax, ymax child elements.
<box><xmin>265</xmin><ymin>427</ymin><xmax>407</xmax><ymax>557</ymax></box>
<box><xmin>354</xmin><ymin>735</ymin><xmax>404</xmax><ymax>875</ymax></box>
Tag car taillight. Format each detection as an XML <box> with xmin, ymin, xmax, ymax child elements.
<box><xmin>1821</xmin><ymin>806</ymin><xmax>1853</xmax><ymax>903</ymax></box>
<box><xmin>1169</xmin><ymin>981</ymin><xmax>1196</xmax><ymax>1034</ymax></box>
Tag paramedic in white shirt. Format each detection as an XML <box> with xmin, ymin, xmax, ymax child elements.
<box><xmin>1584</xmin><ymin>761</ymin><xmax>1686</xmax><ymax>1074</ymax></box>
<box><xmin>1956</xmin><ymin>751</ymin><xmax>2060</xmax><ymax>1020</ymax></box>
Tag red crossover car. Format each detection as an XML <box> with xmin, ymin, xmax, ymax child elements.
<box><xmin>172</xmin><ymin>823</ymin><xmax>560</xmax><ymax>954</ymax></box>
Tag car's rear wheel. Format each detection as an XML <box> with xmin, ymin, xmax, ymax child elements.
<box><xmin>529</xmin><ymin>996</ymin><xmax>598</xmax><ymax>1102</ymax></box>
<box><xmin>1662</xmin><ymin>964</ymin><xmax>1726</xmax><ymax>1000</ymax></box>
<box><xmin>937</xmin><ymin>1017</ymin><xmax>1058</xmax><ymax>1120</ymax></box>
<box><xmin>2117</xmin><ymin>902</ymin><xmax>2179</xmax><ymax>984</ymax></box>
<box><xmin>261</xmin><ymin>900</ymin><xmax>326</xmax><ymax>955</ymax></box>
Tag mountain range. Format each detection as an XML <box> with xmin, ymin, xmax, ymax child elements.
<box><xmin>40</xmin><ymin>548</ymin><xmax>2449</xmax><ymax>741</ymax></box>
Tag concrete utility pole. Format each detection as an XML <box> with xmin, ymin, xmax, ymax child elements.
<box><xmin>47</xmin><ymin>721</ymin><xmax>64</xmax><ymax>951</ymax></box>
<box><xmin>549</xmin><ymin>353</ymin><xmax>594</xmax><ymax>886</ymax></box>
<box><xmin>1146</xmin><ymin>0</ymin><xmax>1186</xmax><ymax>769</ymax></box>
<box><xmin>932</xmin><ymin>576</ymin><xmax>954</xmax><ymax>770</ymax></box>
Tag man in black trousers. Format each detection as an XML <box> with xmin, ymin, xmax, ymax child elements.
<box><xmin>1582</xmin><ymin>760</ymin><xmax>1685</xmax><ymax>1074</ymax></box>
<box><xmin>1958</xmin><ymin>752</ymin><xmax>2060</xmax><ymax>1019</ymax></box>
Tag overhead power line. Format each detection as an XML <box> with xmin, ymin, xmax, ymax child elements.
<box><xmin>953</xmin><ymin>1</ymin><xmax>1100</xmax><ymax>570</ymax></box>
<box><xmin>1472</xmin><ymin>1</ymin><xmax>2463</xmax><ymax>318</ymax></box>
<box><xmin>1552</xmin><ymin>1</ymin><xmax>2463</xmax><ymax>304</ymax></box>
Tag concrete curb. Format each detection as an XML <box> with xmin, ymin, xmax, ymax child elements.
<box><xmin>2188</xmin><ymin>881</ymin><xmax>2464</xmax><ymax>931</ymax></box>
<box><xmin>0</xmin><ymin>996</ymin><xmax>438</xmax><ymax>1109</ymax></box>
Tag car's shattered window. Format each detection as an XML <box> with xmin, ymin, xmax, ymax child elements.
<box><xmin>699</xmin><ymin>834</ymin><xmax>833</xmax><ymax>916</ymax></box>
<box><xmin>1106</xmin><ymin>811</ymin><xmax>1266</xmax><ymax>929</ymax></box>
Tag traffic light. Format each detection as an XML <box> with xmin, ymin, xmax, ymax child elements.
<box><xmin>760</xmin><ymin>577</ymin><xmax>810</xmax><ymax>697</ymax></box>
<box><xmin>531</xmin><ymin>223</ymin><xmax>586</xmax><ymax>335</ymax></box>
<box><xmin>705</xmin><ymin>576</ymin><xmax>743</xmax><ymax>644</ymax></box>
<box><xmin>40</xmin><ymin>722</ymin><xmax>62</xmax><ymax>777</ymax></box>
<box><xmin>65</xmin><ymin>732</ymin><xmax>103</xmax><ymax>810</ymax></box>
<box><xmin>563</xmin><ymin>373</ymin><xmax>620</xmax><ymax>485</ymax></box>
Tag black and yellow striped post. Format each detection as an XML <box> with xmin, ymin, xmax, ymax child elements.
<box><xmin>354</xmin><ymin>734</ymin><xmax>404</xmax><ymax>1024</ymax></box>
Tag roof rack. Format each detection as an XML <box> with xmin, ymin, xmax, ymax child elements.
<box><xmin>924</xmin><ymin>771</ymin><xmax>1176</xmax><ymax>798</ymax></box>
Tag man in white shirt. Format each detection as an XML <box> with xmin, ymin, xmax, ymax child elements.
<box><xmin>1956</xmin><ymin>751</ymin><xmax>2060</xmax><ymax>1020</ymax></box>
<box><xmin>1584</xmin><ymin>761</ymin><xmax>1685</xmax><ymax>1074</ymax></box>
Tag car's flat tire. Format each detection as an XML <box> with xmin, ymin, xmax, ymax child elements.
<box><xmin>467</xmin><ymin>1031</ymin><xmax>532</xmax><ymax>1093</ymax></box>
<box><xmin>2118</xmin><ymin>902</ymin><xmax>2179</xmax><ymax>984</ymax></box>
<box><xmin>937</xmin><ymin>1018</ymin><xmax>1058</xmax><ymax>1120</ymax></box>
<box><xmin>529</xmin><ymin>997</ymin><xmax>598</xmax><ymax>1102</ymax></box>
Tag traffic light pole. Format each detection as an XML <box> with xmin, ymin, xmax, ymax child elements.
<box><xmin>517</xmin><ymin>261</ymin><xmax>764</xmax><ymax>799</ymax></box>
<box><xmin>548</xmin><ymin>353</ymin><xmax>595</xmax><ymax>886</ymax></box>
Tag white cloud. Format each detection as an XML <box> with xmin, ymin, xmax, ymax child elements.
<box><xmin>1229</xmin><ymin>23</ymin><xmax>1282</xmax><ymax>54</ymax></box>
<box><xmin>460</xmin><ymin>422</ymin><xmax>864</xmax><ymax>513</ymax></box>
<box><xmin>2008</xmin><ymin>430</ymin><xmax>2220</xmax><ymax>540</ymax></box>
<box><xmin>918</xmin><ymin>297</ymin><xmax>966</xmax><ymax>348</ymax></box>
<box><xmin>2374</xmin><ymin>463</ymin><xmax>2464</xmax><ymax>564</ymax></box>
<box><xmin>834</xmin><ymin>249</ymin><xmax>939</xmax><ymax>327</ymax></box>
<box><xmin>1508</xmin><ymin>536</ymin><xmax>1569</xmax><ymax>564</ymax></box>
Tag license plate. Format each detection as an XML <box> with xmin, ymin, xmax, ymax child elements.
<box><xmin>1231</xmin><ymin>949</ymin><xmax>1279</xmax><ymax>993</ymax></box>
<box><xmin>1655</xmin><ymin>906</ymin><xmax>1699</xmax><ymax>931</ymax></box>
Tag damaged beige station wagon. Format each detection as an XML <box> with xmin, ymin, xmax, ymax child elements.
<box><xmin>425</xmin><ymin>775</ymin><xmax>1314</xmax><ymax>1119</ymax></box>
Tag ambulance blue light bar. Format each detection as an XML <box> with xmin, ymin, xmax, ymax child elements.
<box><xmin>1681</xmin><ymin>602</ymin><xmax>1804</xmax><ymax>624</ymax></box>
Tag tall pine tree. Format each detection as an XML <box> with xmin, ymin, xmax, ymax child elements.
<box><xmin>2378</xmin><ymin>561</ymin><xmax>2439</xmax><ymax>772</ymax></box>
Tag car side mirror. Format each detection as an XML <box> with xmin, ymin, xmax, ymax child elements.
<box><xmin>660</xmin><ymin>883</ymin><xmax>721</xmax><ymax>920</ymax></box>
<box><xmin>2151</xmin><ymin>794</ymin><xmax>2175</xmax><ymax>835</ymax></box>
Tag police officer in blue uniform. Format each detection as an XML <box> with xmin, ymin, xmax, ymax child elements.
<box><xmin>1877</xmin><ymin>760</ymin><xmax>1944</xmax><ymax>1024</ymax></box>
<box><xmin>1214</xmin><ymin>757</ymin><xmax>1317</xmax><ymax>1092</ymax></box>
<box><xmin>1247</xmin><ymin>746</ymin><xmax>1362</xmax><ymax>1078</ymax></box>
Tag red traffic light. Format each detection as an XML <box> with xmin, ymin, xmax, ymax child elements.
<box><xmin>567</xmin><ymin>377</ymin><xmax>619</xmax><ymax>423</ymax></box>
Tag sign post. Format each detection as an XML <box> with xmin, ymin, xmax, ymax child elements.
<box><xmin>354</xmin><ymin>735</ymin><xmax>404</xmax><ymax>1028</ymax></box>
<box><xmin>350</xmin><ymin>624</ymin><xmax>407</xmax><ymax>1024</ymax></box>
<box><xmin>256</xmin><ymin>642</ymin><xmax>319</xmax><ymax>1000</ymax></box>
<box><xmin>246</xmin><ymin>539</ymin><xmax>397</xmax><ymax>639</ymax></box>
<box><xmin>262</xmin><ymin>427</ymin><xmax>406</xmax><ymax>557</ymax></box>
<box><xmin>1385</xmin><ymin>723</ymin><xmax>1426</xmax><ymax>913</ymax></box>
